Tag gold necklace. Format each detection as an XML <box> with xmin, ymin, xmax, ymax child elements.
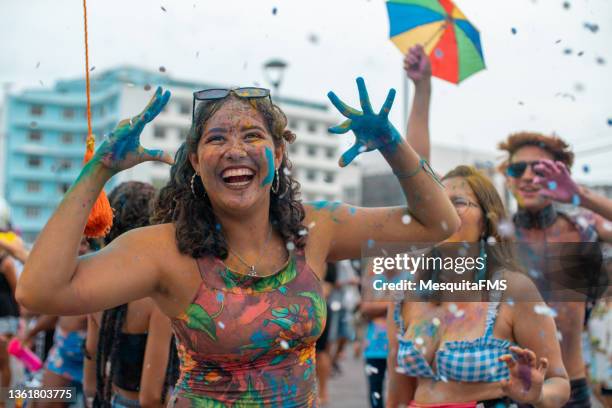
<box><xmin>227</xmin><ymin>225</ymin><xmax>273</xmax><ymax>277</ymax></box>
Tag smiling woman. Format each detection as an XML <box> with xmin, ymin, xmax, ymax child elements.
<box><xmin>16</xmin><ymin>83</ymin><xmax>459</xmax><ymax>407</ymax></box>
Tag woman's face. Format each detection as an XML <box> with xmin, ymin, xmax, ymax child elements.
<box><xmin>189</xmin><ymin>98</ymin><xmax>284</xmax><ymax>214</ymax></box>
<box><xmin>442</xmin><ymin>177</ymin><xmax>484</xmax><ymax>243</ymax></box>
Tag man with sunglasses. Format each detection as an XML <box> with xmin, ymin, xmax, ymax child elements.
<box><xmin>499</xmin><ymin>132</ymin><xmax>612</xmax><ymax>408</ymax></box>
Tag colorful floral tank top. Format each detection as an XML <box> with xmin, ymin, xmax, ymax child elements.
<box><xmin>169</xmin><ymin>249</ymin><xmax>326</xmax><ymax>407</ymax></box>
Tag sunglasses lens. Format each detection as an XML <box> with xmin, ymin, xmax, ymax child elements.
<box><xmin>195</xmin><ymin>89</ymin><xmax>230</xmax><ymax>100</ymax></box>
<box><xmin>235</xmin><ymin>87</ymin><xmax>270</xmax><ymax>98</ymax></box>
<box><xmin>507</xmin><ymin>162</ymin><xmax>527</xmax><ymax>178</ymax></box>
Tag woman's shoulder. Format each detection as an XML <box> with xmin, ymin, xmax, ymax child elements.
<box><xmin>496</xmin><ymin>269</ymin><xmax>542</xmax><ymax>303</ymax></box>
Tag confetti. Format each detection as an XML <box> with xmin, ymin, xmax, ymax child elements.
<box><xmin>434</xmin><ymin>48</ymin><xmax>444</xmax><ymax>59</ymax></box>
<box><xmin>144</xmin><ymin>84</ymin><xmax>151</xmax><ymax>91</ymax></box>
<box><xmin>583</xmin><ymin>22</ymin><xmax>599</xmax><ymax>33</ymax></box>
<box><xmin>608</xmin><ymin>119</ymin><xmax>612</xmax><ymax>126</ymax></box>
<box><xmin>556</xmin><ymin>330</ymin><xmax>563</xmax><ymax>341</ymax></box>
<box><xmin>415</xmin><ymin>337</ymin><xmax>424</xmax><ymax>345</ymax></box>
<box><xmin>218</xmin><ymin>322</ymin><xmax>225</xmax><ymax>329</ymax></box>
<box><xmin>563</xmin><ymin>48</ymin><xmax>573</xmax><ymax>55</ymax></box>
<box><xmin>401</xmin><ymin>214</ymin><xmax>412</xmax><ymax>224</ymax></box>
<box><xmin>596</xmin><ymin>57</ymin><xmax>606</xmax><ymax>65</ymax></box>
<box><xmin>487</xmin><ymin>236</ymin><xmax>497</xmax><ymax>244</ymax></box>
<box><xmin>441</xmin><ymin>221</ymin><xmax>448</xmax><ymax>231</ymax></box>
<box><xmin>286</xmin><ymin>241</ymin><xmax>295</xmax><ymax>251</ymax></box>
<box><xmin>307</xmin><ymin>33</ymin><xmax>319</xmax><ymax>44</ymax></box>
<box><xmin>308</xmin><ymin>221</ymin><xmax>316</xmax><ymax>229</ymax></box>
<box><xmin>280</xmin><ymin>340</ymin><xmax>289</xmax><ymax>349</ymax></box>
<box><xmin>518</xmin><ymin>101</ymin><xmax>524</xmax><ymax>106</ymax></box>
<box><xmin>330</xmin><ymin>301</ymin><xmax>342</xmax><ymax>312</ymax></box>
<box><xmin>283</xmin><ymin>167</ymin><xmax>291</xmax><ymax>176</ymax></box>
<box><xmin>432</xmin><ymin>317</ymin><xmax>441</xmax><ymax>326</ymax></box>
<box><xmin>161</xmin><ymin>6</ymin><xmax>167</xmax><ymax>12</ymax></box>
<box><xmin>440</xmin><ymin>375</ymin><xmax>449</xmax><ymax>383</ymax></box>
<box><xmin>372</xmin><ymin>392</ymin><xmax>381</xmax><ymax>400</ymax></box>
<box><xmin>572</xmin><ymin>194</ymin><xmax>581</xmax><ymax>206</ymax></box>
<box><xmin>582</xmin><ymin>164</ymin><xmax>590</xmax><ymax>173</ymax></box>
<box><xmin>511</xmin><ymin>27</ymin><xmax>517</xmax><ymax>35</ymax></box>
<box><xmin>555</xmin><ymin>39</ymin><xmax>562</xmax><ymax>44</ymax></box>
<box><xmin>196</xmin><ymin>51</ymin><xmax>199</xmax><ymax>58</ymax></box>
<box><xmin>159</xmin><ymin>66</ymin><xmax>166</xmax><ymax>73</ymax></box>
<box><xmin>39</xmin><ymin>80</ymin><xmax>44</xmax><ymax>86</ymax></box>
<box><xmin>364</xmin><ymin>364</ymin><xmax>379</xmax><ymax>375</ymax></box>
<box><xmin>367</xmin><ymin>239</ymin><xmax>375</xmax><ymax>248</ymax></box>
<box><xmin>358</xmin><ymin>146</ymin><xmax>367</xmax><ymax>153</ymax></box>
<box><xmin>603</xmin><ymin>221</ymin><xmax>612</xmax><ymax>231</ymax></box>
<box><xmin>298</xmin><ymin>229</ymin><xmax>308</xmax><ymax>236</ymax></box>
<box><xmin>35</xmin><ymin>62</ymin><xmax>40</xmax><ymax>69</ymax></box>
<box><xmin>548</xmin><ymin>181</ymin><xmax>557</xmax><ymax>190</ymax></box>
<box><xmin>507</xmin><ymin>297</ymin><xmax>515</xmax><ymax>306</ymax></box>
<box><xmin>577</xmin><ymin>51</ymin><xmax>584</xmax><ymax>57</ymax></box>
<box><xmin>448</xmin><ymin>303</ymin><xmax>458</xmax><ymax>313</ymax></box>
<box><xmin>562</xmin><ymin>1</ymin><xmax>570</xmax><ymax>9</ymax></box>
<box><xmin>90</xmin><ymin>66</ymin><xmax>96</xmax><ymax>71</ymax></box>
<box><xmin>534</xmin><ymin>304</ymin><xmax>557</xmax><ymax>317</ymax></box>
<box><xmin>272</xmin><ymin>7</ymin><xmax>277</xmax><ymax>15</ymax></box>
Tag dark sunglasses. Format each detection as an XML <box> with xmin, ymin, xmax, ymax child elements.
<box><xmin>191</xmin><ymin>87</ymin><xmax>271</xmax><ymax>121</ymax></box>
<box><xmin>506</xmin><ymin>160</ymin><xmax>545</xmax><ymax>178</ymax></box>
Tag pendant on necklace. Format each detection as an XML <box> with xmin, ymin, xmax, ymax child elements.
<box><xmin>248</xmin><ymin>266</ymin><xmax>257</xmax><ymax>277</ymax></box>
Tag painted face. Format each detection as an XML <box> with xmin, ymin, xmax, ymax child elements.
<box><xmin>505</xmin><ymin>145</ymin><xmax>554</xmax><ymax>211</ymax></box>
<box><xmin>189</xmin><ymin>99</ymin><xmax>284</xmax><ymax>214</ymax></box>
<box><xmin>443</xmin><ymin>177</ymin><xmax>484</xmax><ymax>243</ymax></box>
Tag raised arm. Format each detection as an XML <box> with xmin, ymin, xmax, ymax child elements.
<box><xmin>404</xmin><ymin>45</ymin><xmax>432</xmax><ymax>162</ymax></box>
<box><xmin>313</xmin><ymin>77</ymin><xmax>459</xmax><ymax>261</ymax></box>
<box><xmin>16</xmin><ymin>87</ymin><xmax>174</xmax><ymax>315</ymax></box>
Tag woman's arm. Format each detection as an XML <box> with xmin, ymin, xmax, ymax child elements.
<box><xmin>1</xmin><ymin>256</ymin><xmax>18</xmax><ymax>297</ymax></box>
<box><xmin>386</xmin><ymin>304</ymin><xmax>415</xmax><ymax>407</ymax></box>
<box><xmin>139</xmin><ymin>305</ymin><xmax>174</xmax><ymax>408</ymax></box>
<box><xmin>404</xmin><ymin>45</ymin><xmax>432</xmax><ymax>162</ymax></box>
<box><xmin>16</xmin><ymin>88</ymin><xmax>173</xmax><ymax>315</ymax></box>
<box><xmin>312</xmin><ymin>78</ymin><xmax>458</xmax><ymax>261</ymax></box>
<box><xmin>502</xmin><ymin>273</ymin><xmax>570</xmax><ymax>407</ymax></box>
<box><xmin>83</xmin><ymin>313</ymin><xmax>100</xmax><ymax>404</ymax></box>
<box><xmin>0</xmin><ymin>235</ymin><xmax>29</xmax><ymax>264</ymax></box>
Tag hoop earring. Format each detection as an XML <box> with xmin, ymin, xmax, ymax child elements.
<box><xmin>271</xmin><ymin>168</ymin><xmax>280</xmax><ymax>194</ymax></box>
<box><xmin>191</xmin><ymin>173</ymin><xmax>206</xmax><ymax>198</ymax></box>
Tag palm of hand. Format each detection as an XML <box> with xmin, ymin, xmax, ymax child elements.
<box><xmin>534</xmin><ymin>160</ymin><xmax>579</xmax><ymax>203</ymax></box>
<box><xmin>92</xmin><ymin>87</ymin><xmax>171</xmax><ymax>172</ymax></box>
<box><xmin>327</xmin><ymin>77</ymin><xmax>402</xmax><ymax>167</ymax></box>
<box><xmin>504</xmin><ymin>361</ymin><xmax>545</xmax><ymax>403</ymax></box>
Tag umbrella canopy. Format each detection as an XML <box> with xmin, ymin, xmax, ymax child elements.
<box><xmin>387</xmin><ymin>0</ymin><xmax>485</xmax><ymax>84</ymax></box>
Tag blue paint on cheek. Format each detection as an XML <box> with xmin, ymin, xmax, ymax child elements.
<box><xmin>261</xmin><ymin>147</ymin><xmax>275</xmax><ymax>186</ymax></box>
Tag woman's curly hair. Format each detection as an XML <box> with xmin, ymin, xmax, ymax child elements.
<box><xmin>151</xmin><ymin>94</ymin><xmax>306</xmax><ymax>259</ymax></box>
<box><xmin>105</xmin><ymin>181</ymin><xmax>156</xmax><ymax>244</ymax></box>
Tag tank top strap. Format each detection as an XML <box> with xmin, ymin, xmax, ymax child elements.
<box><xmin>483</xmin><ymin>300</ymin><xmax>501</xmax><ymax>338</ymax></box>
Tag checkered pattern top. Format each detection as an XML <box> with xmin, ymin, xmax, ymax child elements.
<box><xmin>394</xmin><ymin>299</ymin><xmax>513</xmax><ymax>382</ymax></box>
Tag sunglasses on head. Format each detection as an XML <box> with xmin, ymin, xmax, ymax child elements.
<box><xmin>506</xmin><ymin>160</ymin><xmax>545</xmax><ymax>178</ymax></box>
<box><xmin>192</xmin><ymin>87</ymin><xmax>271</xmax><ymax>121</ymax></box>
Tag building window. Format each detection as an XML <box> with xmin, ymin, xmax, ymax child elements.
<box><xmin>179</xmin><ymin>102</ymin><xmax>191</xmax><ymax>116</ymax></box>
<box><xmin>306</xmin><ymin>169</ymin><xmax>316</xmax><ymax>181</ymax></box>
<box><xmin>28</xmin><ymin>130</ymin><xmax>42</xmax><ymax>142</ymax></box>
<box><xmin>25</xmin><ymin>207</ymin><xmax>40</xmax><ymax>218</ymax></box>
<box><xmin>61</xmin><ymin>133</ymin><xmax>73</xmax><ymax>144</ymax></box>
<box><xmin>57</xmin><ymin>159</ymin><xmax>72</xmax><ymax>171</ymax></box>
<box><xmin>30</xmin><ymin>105</ymin><xmax>43</xmax><ymax>116</ymax></box>
<box><xmin>324</xmin><ymin>172</ymin><xmax>335</xmax><ymax>183</ymax></box>
<box><xmin>289</xmin><ymin>144</ymin><xmax>298</xmax><ymax>154</ymax></box>
<box><xmin>100</xmin><ymin>105</ymin><xmax>106</xmax><ymax>116</ymax></box>
<box><xmin>58</xmin><ymin>183</ymin><xmax>71</xmax><ymax>194</ymax></box>
<box><xmin>325</xmin><ymin>147</ymin><xmax>335</xmax><ymax>159</ymax></box>
<box><xmin>307</xmin><ymin>145</ymin><xmax>317</xmax><ymax>157</ymax></box>
<box><xmin>63</xmin><ymin>108</ymin><xmax>75</xmax><ymax>119</ymax></box>
<box><xmin>26</xmin><ymin>181</ymin><xmax>41</xmax><ymax>193</ymax></box>
<box><xmin>154</xmin><ymin>127</ymin><xmax>166</xmax><ymax>140</ymax></box>
<box><xmin>27</xmin><ymin>156</ymin><xmax>41</xmax><ymax>168</ymax></box>
<box><xmin>307</xmin><ymin>122</ymin><xmax>317</xmax><ymax>133</ymax></box>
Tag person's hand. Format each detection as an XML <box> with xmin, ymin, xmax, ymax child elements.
<box><xmin>327</xmin><ymin>77</ymin><xmax>402</xmax><ymax>167</ymax></box>
<box><xmin>0</xmin><ymin>232</ymin><xmax>26</xmax><ymax>259</ymax></box>
<box><xmin>533</xmin><ymin>160</ymin><xmax>580</xmax><ymax>204</ymax></box>
<box><xmin>499</xmin><ymin>346</ymin><xmax>548</xmax><ymax>404</ymax></box>
<box><xmin>91</xmin><ymin>87</ymin><xmax>173</xmax><ymax>174</ymax></box>
<box><xmin>404</xmin><ymin>45</ymin><xmax>431</xmax><ymax>84</ymax></box>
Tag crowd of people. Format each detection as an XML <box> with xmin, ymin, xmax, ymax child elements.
<box><xmin>0</xmin><ymin>45</ymin><xmax>609</xmax><ymax>408</ymax></box>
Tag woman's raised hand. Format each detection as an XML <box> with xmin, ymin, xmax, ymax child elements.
<box><xmin>499</xmin><ymin>346</ymin><xmax>548</xmax><ymax>405</ymax></box>
<box><xmin>404</xmin><ymin>45</ymin><xmax>432</xmax><ymax>84</ymax></box>
<box><xmin>327</xmin><ymin>77</ymin><xmax>402</xmax><ymax>167</ymax></box>
<box><xmin>92</xmin><ymin>86</ymin><xmax>173</xmax><ymax>173</ymax></box>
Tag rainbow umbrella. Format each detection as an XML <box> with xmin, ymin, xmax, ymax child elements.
<box><xmin>386</xmin><ymin>0</ymin><xmax>485</xmax><ymax>84</ymax></box>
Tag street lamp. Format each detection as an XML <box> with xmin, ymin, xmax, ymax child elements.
<box><xmin>263</xmin><ymin>59</ymin><xmax>288</xmax><ymax>99</ymax></box>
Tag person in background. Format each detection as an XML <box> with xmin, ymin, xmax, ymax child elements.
<box><xmin>83</xmin><ymin>181</ymin><xmax>178</xmax><ymax>408</ymax></box>
<box><xmin>327</xmin><ymin>259</ymin><xmax>360</xmax><ymax>375</ymax></box>
<box><xmin>316</xmin><ymin>262</ymin><xmax>336</xmax><ymax>407</ymax></box>
<box><xmin>499</xmin><ymin>130</ymin><xmax>612</xmax><ymax>408</ymax></box>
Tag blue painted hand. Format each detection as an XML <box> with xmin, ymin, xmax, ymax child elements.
<box><xmin>92</xmin><ymin>86</ymin><xmax>173</xmax><ymax>173</ymax></box>
<box><xmin>327</xmin><ymin>77</ymin><xmax>402</xmax><ymax>167</ymax></box>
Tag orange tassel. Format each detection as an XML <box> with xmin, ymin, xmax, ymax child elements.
<box><xmin>81</xmin><ymin>0</ymin><xmax>112</xmax><ymax>238</ymax></box>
